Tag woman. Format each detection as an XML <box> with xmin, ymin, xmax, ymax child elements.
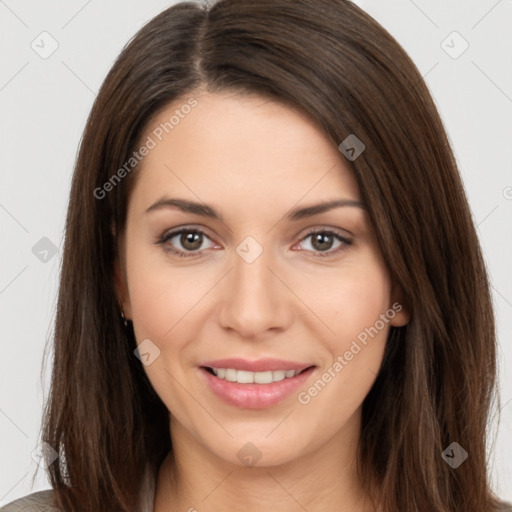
<box><xmin>2</xmin><ymin>0</ymin><xmax>510</xmax><ymax>510</ymax></box>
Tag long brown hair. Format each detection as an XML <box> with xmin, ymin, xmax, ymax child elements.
<box><xmin>41</xmin><ymin>0</ymin><xmax>506</xmax><ymax>510</ymax></box>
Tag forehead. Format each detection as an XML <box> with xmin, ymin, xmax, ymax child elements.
<box><xmin>129</xmin><ymin>91</ymin><xmax>361</xmax><ymax>212</ymax></box>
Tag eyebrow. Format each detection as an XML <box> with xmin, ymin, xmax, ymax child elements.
<box><xmin>145</xmin><ymin>197</ymin><xmax>366</xmax><ymax>221</ymax></box>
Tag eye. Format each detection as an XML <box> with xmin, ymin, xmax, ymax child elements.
<box><xmin>155</xmin><ymin>227</ymin><xmax>218</xmax><ymax>257</ymax></box>
<box><xmin>295</xmin><ymin>229</ymin><xmax>353</xmax><ymax>257</ymax></box>
<box><xmin>155</xmin><ymin>227</ymin><xmax>353</xmax><ymax>259</ymax></box>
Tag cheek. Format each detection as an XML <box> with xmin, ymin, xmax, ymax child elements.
<box><xmin>128</xmin><ymin>272</ymin><xmax>174</xmax><ymax>342</ymax></box>
<box><xmin>124</xmin><ymin>248</ymin><xmax>200</xmax><ymax>414</ymax></box>
<box><xmin>125</xmin><ymin>245</ymin><xmax>200</xmax><ymax>342</ymax></box>
<box><xmin>307</xmin><ymin>259</ymin><xmax>392</xmax><ymax>343</ymax></box>
<box><xmin>320</xmin><ymin>264</ymin><xmax>391</xmax><ymax>402</ymax></box>
<box><xmin>296</xmin><ymin>270</ymin><xmax>391</xmax><ymax>433</ymax></box>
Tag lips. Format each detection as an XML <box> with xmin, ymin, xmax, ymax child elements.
<box><xmin>199</xmin><ymin>358</ymin><xmax>316</xmax><ymax>409</ymax></box>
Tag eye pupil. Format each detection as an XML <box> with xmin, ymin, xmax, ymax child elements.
<box><xmin>312</xmin><ymin>233</ymin><xmax>333</xmax><ymax>251</ymax></box>
<box><xmin>181</xmin><ymin>231</ymin><xmax>202</xmax><ymax>250</ymax></box>
<box><xmin>162</xmin><ymin>229</ymin><xmax>347</xmax><ymax>258</ymax></box>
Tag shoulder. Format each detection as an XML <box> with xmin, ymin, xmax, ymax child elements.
<box><xmin>0</xmin><ymin>463</ymin><xmax>155</xmax><ymax>512</ymax></box>
<box><xmin>0</xmin><ymin>490</ymin><xmax>59</xmax><ymax>511</ymax></box>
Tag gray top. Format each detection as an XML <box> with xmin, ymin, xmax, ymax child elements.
<box><xmin>1</xmin><ymin>470</ymin><xmax>510</xmax><ymax>511</ymax></box>
<box><xmin>0</xmin><ymin>466</ymin><xmax>155</xmax><ymax>512</ymax></box>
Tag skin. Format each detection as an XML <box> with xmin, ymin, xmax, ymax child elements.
<box><xmin>115</xmin><ymin>91</ymin><xmax>409</xmax><ymax>512</ymax></box>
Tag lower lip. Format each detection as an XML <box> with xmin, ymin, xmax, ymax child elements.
<box><xmin>199</xmin><ymin>366</ymin><xmax>316</xmax><ymax>409</ymax></box>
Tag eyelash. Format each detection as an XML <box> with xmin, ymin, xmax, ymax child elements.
<box><xmin>155</xmin><ymin>227</ymin><xmax>353</xmax><ymax>259</ymax></box>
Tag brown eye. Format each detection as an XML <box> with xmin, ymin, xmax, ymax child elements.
<box><xmin>157</xmin><ymin>228</ymin><xmax>216</xmax><ymax>257</ymax></box>
<box><xmin>297</xmin><ymin>229</ymin><xmax>353</xmax><ymax>257</ymax></box>
<box><xmin>179</xmin><ymin>231</ymin><xmax>203</xmax><ymax>251</ymax></box>
<box><xmin>311</xmin><ymin>232</ymin><xmax>335</xmax><ymax>251</ymax></box>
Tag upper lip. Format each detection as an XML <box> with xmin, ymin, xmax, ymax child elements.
<box><xmin>201</xmin><ymin>358</ymin><xmax>314</xmax><ymax>373</ymax></box>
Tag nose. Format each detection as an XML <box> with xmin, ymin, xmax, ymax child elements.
<box><xmin>217</xmin><ymin>241</ymin><xmax>294</xmax><ymax>339</ymax></box>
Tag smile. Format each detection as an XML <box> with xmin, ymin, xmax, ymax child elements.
<box><xmin>199</xmin><ymin>358</ymin><xmax>316</xmax><ymax>409</ymax></box>
<box><xmin>207</xmin><ymin>367</ymin><xmax>306</xmax><ymax>383</ymax></box>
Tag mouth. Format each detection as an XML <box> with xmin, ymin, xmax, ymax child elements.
<box><xmin>198</xmin><ymin>358</ymin><xmax>317</xmax><ymax>409</ymax></box>
<box><xmin>202</xmin><ymin>366</ymin><xmax>312</xmax><ymax>384</ymax></box>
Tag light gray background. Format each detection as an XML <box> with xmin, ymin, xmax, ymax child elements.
<box><xmin>1</xmin><ymin>0</ymin><xmax>511</xmax><ymax>505</ymax></box>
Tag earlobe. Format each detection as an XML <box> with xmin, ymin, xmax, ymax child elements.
<box><xmin>113</xmin><ymin>262</ymin><xmax>132</xmax><ymax>320</ymax></box>
<box><xmin>389</xmin><ymin>302</ymin><xmax>410</xmax><ymax>327</ymax></box>
<box><xmin>389</xmin><ymin>282</ymin><xmax>411</xmax><ymax>327</ymax></box>
<box><xmin>113</xmin><ymin>231</ymin><xmax>132</xmax><ymax>319</ymax></box>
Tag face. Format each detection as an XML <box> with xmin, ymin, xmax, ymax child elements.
<box><xmin>116</xmin><ymin>91</ymin><xmax>409</xmax><ymax>468</ymax></box>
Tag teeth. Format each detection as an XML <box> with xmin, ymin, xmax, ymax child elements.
<box><xmin>269</xmin><ymin>370</ymin><xmax>285</xmax><ymax>382</ymax></box>
<box><xmin>210</xmin><ymin>368</ymin><xmax>301</xmax><ymax>383</ymax></box>
<box><xmin>225</xmin><ymin>369</ymin><xmax>237</xmax><ymax>382</ymax></box>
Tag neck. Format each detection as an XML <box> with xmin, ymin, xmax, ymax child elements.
<box><xmin>154</xmin><ymin>411</ymin><xmax>379</xmax><ymax>512</ymax></box>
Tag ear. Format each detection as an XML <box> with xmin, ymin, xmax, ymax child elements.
<box><xmin>389</xmin><ymin>281</ymin><xmax>410</xmax><ymax>327</ymax></box>
<box><xmin>113</xmin><ymin>226</ymin><xmax>132</xmax><ymax>320</ymax></box>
